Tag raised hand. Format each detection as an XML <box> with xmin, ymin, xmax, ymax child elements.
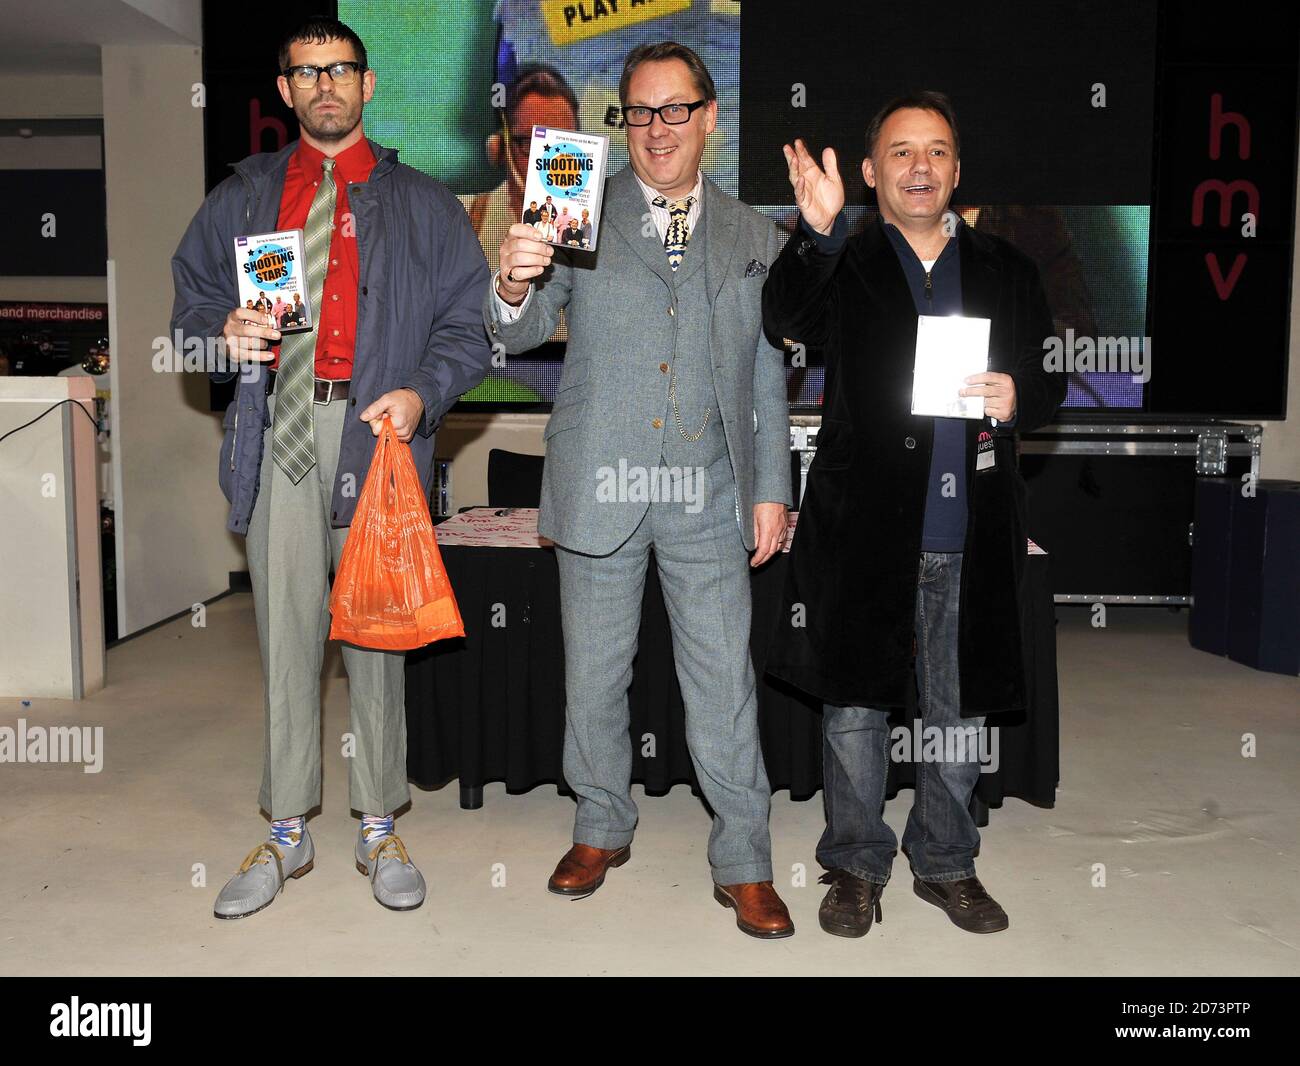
<box><xmin>781</xmin><ymin>138</ymin><xmax>843</xmax><ymax>237</ymax></box>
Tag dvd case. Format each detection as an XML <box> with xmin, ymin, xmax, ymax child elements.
<box><xmin>233</xmin><ymin>229</ymin><xmax>313</xmax><ymax>335</ymax></box>
<box><xmin>910</xmin><ymin>314</ymin><xmax>990</xmax><ymax>419</ymax></box>
<box><xmin>520</xmin><ymin>126</ymin><xmax>610</xmax><ymax>252</ymax></box>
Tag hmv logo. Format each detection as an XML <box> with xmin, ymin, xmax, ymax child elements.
<box><xmin>1192</xmin><ymin>94</ymin><xmax>1259</xmax><ymax>301</ymax></box>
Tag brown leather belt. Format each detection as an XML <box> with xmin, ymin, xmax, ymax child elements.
<box><xmin>266</xmin><ymin>369</ymin><xmax>350</xmax><ymax>404</ymax></box>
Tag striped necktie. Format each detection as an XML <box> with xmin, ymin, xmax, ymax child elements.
<box><xmin>272</xmin><ymin>157</ymin><xmax>336</xmax><ymax>483</ymax></box>
<box><xmin>651</xmin><ymin>194</ymin><xmax>695</xmax><ymax>271</ymax></box>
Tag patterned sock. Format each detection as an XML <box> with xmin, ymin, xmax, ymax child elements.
<box><xmin>270</xmin><ymin>816</ymin><xmax>305</xmax><ymax>848</ymax></box>
<box><xmin>360</xmin><ymin>814</ymin><xmax>394</xmax><ymax>846</ymax></box>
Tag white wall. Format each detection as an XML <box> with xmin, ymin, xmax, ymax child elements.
<box><xmin>1259</xmin><ymin>193</ymin><xmax>1300</xmax><ymax>482</ymax></box>
<box><xmin>101</xmin><ymin>43</ymin><xmax>242</xmax><ymax>637</ymax></box>
<box><xmin>0</xmin><ymin>277</ymin><xmax>107</xmax><ymax>302</ymax></box>
<box><xmin>0</xmin><ymin>73</ymin><xmax>102</xmax><ymax>119</ymax></box>
<box><xmin>121</xmin><ymin>0</ymin><xmax>201</xmax><ymax>43</ymax></box>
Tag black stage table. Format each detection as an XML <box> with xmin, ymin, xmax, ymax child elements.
<box><xmin>406</xmin><ymin>525</ymin><xmax>1059</xmax><ymax>822</ymax></box>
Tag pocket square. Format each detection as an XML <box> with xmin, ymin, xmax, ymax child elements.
<box><xmin>744</xmin><ymin>259</ymin><xmax>767</xmax><ymax>277</ymax></box>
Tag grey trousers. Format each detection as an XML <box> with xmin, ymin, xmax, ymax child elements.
<box><xmin>554</xmin><ymin>452</ymin><xmax>774</xmax><ymax>885</ymax></box>
<box><xmin>245</xmin><ymin>390</ymin><xmax>409</xmax><ymax>821</ymax></box>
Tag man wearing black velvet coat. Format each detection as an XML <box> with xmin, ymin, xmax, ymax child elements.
<box><xmin>762</xmin><ymin>92</ymin><xmax>1065</xmax><ymax>939</ymax></box>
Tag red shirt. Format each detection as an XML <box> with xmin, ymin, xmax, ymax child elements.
<box><xmin>270</xmin><ymin>137</ymin><xmax>376</xmax><ymax>380</ymax></box>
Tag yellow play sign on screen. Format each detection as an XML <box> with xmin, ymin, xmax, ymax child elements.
<box><xmin>541</xmin><ymin>0</ymin><xmax>693</xmax><ymax>46</ymax></box>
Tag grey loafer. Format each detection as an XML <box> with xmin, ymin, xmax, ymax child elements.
<box><xmin>355</xmin><ymin>828</ymin><xmax>426</xmax><ymax>911</ymax></box>
<box><xmin>213</xmin><ymin>829</ymin><xmax>315</xmax><ymax>919</ymax></box>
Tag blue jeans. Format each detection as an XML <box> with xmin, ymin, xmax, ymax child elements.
<box><xmin>816</xmin><ymin>552</ymin><xmax>985</xmax><ymax>884</ymax></box>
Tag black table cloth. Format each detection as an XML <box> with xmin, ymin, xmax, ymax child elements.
<box><xmin>406</xmin><ymin>542</ymin><xmax>1059</xmax><ymax>822</ymax></box>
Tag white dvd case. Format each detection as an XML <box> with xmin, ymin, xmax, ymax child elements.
<box><xmin>910</xmin><ymin>314</ymin><xmax>990</xmax><ymax>419</ymax></box>
<box><xmin>520</xmin><ymin>126</ymin><xmax>609</xmax><ymax>252</ymax></box>
<box><xmin>233</xmin><ymin>228</ymin><xmax>313</xmax><ymax>335</ymax></box>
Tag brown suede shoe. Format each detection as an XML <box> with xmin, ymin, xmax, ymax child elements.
<box><xmin>547</xmin><ymin>843</ymin><xmax>631</xmax><ymax>898</ymax></box>
<box><xmin>713</xmin><ymin>881</ymin><xmax>795</xmax><ymax>939</ymax></box>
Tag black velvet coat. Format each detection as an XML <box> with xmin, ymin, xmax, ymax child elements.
<box><xmin>762</xmin><ymin>219</ymin><xmax>1066</xmax><ymax>716</ymax></box>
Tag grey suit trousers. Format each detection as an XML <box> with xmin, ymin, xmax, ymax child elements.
<box><xmin>555</xmin><ymin>451</ymin><xmax>773</xmax><ymax>884</ymax></box>
<box><xmin>245</xmin><ymin>390</ymin><xmax>409</xmax><ymax>821</ymax></box>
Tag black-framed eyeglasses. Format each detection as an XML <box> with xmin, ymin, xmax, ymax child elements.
<box><xmin>281</xmin><ymin>61</ymin><xmax>367</xmax><ymax>89</ymax></box>
<box><xmin>621</xmin><ymin>100</ymin><xmax>708</xmax><ymax>127</ymax></box>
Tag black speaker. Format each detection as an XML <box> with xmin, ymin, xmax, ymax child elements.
<box><xmin>1226</xmin><ymin>480</ymin><xmax>1300</xmax><ymax>676</ymax></box>
<box><xmin>1189</xmin><ymin>478</ymin><xmax>1235</xmax><ymax>655</ymax></box>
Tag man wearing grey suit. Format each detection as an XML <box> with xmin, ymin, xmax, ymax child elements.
<box><xmin>486</xmin><ymin>42</ymin><xmax>794</xmax><ymax>938</ymax></box>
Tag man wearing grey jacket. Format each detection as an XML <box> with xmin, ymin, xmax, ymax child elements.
<box><xmin>488</xmin><ymin>42</ymin><xmax>794</xmax><ymax>938</ymax></box>
<box><xmin>171</xmin><ymin>18</ymin><xmax>492</xmax><ymax>918</ymax></box>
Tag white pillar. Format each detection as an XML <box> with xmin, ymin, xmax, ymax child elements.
<box><xmin>101</xmin><ymin>44</ymin><xmax>243</xmax><ymax>637</ymax></box>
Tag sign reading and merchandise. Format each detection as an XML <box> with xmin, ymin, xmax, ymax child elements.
<box><xmin>0</xmin><ymin>302</ymin><xmax>110</xmax><ymax>376</ymax></box>
<box><xmin>0</xmin><ymin>303</ymin><xmax>107</xmax><ymax>323</ymax></box>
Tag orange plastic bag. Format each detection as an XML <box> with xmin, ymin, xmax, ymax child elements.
<box><xmin>329</xmin><ymin>415</ymin><xmax>464</xmax><ymax>650</ymax></box>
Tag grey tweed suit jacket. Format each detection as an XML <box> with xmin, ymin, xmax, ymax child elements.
<box><xmin>484</xmin><ymin>165</ymin><xmax>791</xmax><ymax>555</ymax></box>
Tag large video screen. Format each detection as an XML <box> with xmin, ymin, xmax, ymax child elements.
<box><xmin>341</xmin><ymin>0</ymin><xmax>1156</xmax><ymax>411</ymax></box>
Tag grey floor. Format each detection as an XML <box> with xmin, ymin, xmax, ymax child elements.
<box><xmin>2</xmin><ymin>596</ymin><xmax>1297</xmax><ymax>976</ymax></box>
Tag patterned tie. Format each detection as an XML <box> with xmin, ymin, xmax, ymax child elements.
<box><xmin>272</xmin><ymin>157</ymin><xmax>337</xmax><ymax>483</ymax></box>
<box><xmin>651</xmin><ymin>194</ymin><xmax>695</xmax><ymax>271</ymax></box>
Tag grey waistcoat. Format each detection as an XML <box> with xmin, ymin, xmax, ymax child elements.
<box><xmin>659</xmin><ymin>216</ymin><xmax>729</xmax><ymax>469</ymax></box>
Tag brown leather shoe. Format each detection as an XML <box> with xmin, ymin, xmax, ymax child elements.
<box><xmin>547</xmin><ymin>843</ymin><xmax>631</xmax><ymax>898</ymax></box>
<box><xmin>713</xmin><ymin>881</ymin><xmax>795</xmax><ymax>939</ymax></box>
